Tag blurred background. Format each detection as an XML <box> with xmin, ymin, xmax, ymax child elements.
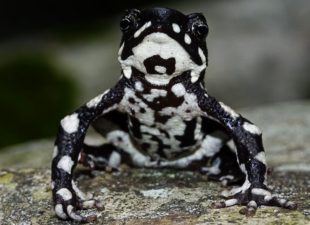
<box><xmin>0</xmin><ymin>0</ymin><xmax>309</xmax><ymax>150</ymax></box>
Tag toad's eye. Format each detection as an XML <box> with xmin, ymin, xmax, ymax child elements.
<box><xmin>120</xmin><ymin>18</ymin><xmax>134</xmax><ymax>31</ymax></box>
<box><xmin>188</xmin><ymin>13</ymin><xmax>209</xmax><ymax>40</ymax></box>
<box><xmin>120</xmin><ymin>9</ymin><xmax>140</xmax><ymax>32</ymax></box>
<box><xmin>192</xmin><ymin>22</ymin><xmax>209</xmax><ymax>39</ymax></box>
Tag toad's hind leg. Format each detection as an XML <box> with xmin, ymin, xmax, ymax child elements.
<box><xmin>201</xmin><ymin>145</ymin><xmax>245</xmax><ymax>186</ymax></box>
<box><xmin>80</xmin><ymin>130</ymin><xmax>155</xmax><ymax>170</ymax></box>
<box><xmin>79</xmin><ymin>143</ymin><xmax>133</xmax><ymax>171</ymax></box>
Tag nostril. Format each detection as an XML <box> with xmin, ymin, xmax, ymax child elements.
<box><xmin>154</xmin><ymin>24</ymin><xmax>163</xmax><ymax>32</ymax></box>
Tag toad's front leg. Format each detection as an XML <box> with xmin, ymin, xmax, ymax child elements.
<box><xmin>196</xmin><ymin>89</ymin><xmax>297</xmax><ymax>215</ymax></box>
<box><xmin>51</xmin><ymin>79</ymin><xmax>126</xmax><ymax>222</ymax></box>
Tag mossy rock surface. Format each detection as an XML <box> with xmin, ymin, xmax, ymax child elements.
<box><xmin>0</xmin><ymin>101</ymin><xmax>309</xmax><ymax>224</ymax></box>
<box><xmin>0</xmin><ymin>168</ymin><xmax>309</xmax><ymax>225</ymax></box>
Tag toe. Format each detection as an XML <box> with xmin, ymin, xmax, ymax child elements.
<box><xmin>266</xmin><ymin>196</ymin><xmax>297</xmax><ymax>210</ymax></box>
<box><xmin>239</xmin><ymin>200</ymin><xmax>258</xmax><ymax>217</ymax></box>
<box><xmin>214</xmin><ymin>198</ymin><xmax>239</xmax><ymax>208</ymax></box>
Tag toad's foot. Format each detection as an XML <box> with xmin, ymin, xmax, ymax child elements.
<box><xmin>215</xmin><ymin>184</ymin><xmax>297</xmax><ymax>216</ymax></box>
<box><xmin>53</xmin><ymin>182</ymin><xmax>104</xmax><ymax>222</ymax></box>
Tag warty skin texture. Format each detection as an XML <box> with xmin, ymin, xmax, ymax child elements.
<box><xmin>51</xmin><ymin>7</ymin><xmax>296</xmax><ymax>222</ymax></box>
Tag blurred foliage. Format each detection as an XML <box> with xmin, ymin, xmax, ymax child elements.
<box><xmin>0</xmin><ymin>53</ymin><xmax>78</xmax><ymax>148</ymax></box>
<box><xmin>0</xmin><ymin>0</ymin><xmax>184</xmax><ymax>148</ymax></box>
<box><xmin>0</xmin><ymin>0</ymin><xmax>178</xmax><ymax>41</ymax></box>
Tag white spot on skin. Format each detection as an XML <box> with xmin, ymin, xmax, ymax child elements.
<box><xmin>248</xmin><ymin>200</ymin><xmax>257</xmax><ymax>208</ymax></box>
<box><xmin>80</xmin><ymin>200</ymin><xmax>96</xmax><ymax>209</ymax></box>
<box><xmin>57</xmin><ymin>156</ymin><xmax>74</xmax><ymax>174</ymax></box>
<box><xmin>243</xmin><ymin>122</ymin><xmax>262</xmax><ymax>135</ymax></box>
<box><xmin>223</xmin><ymin>164</ymin><xmax>251</xmax><ymax>197</ymax></box>
<box><xmin>84</xmin><ymin>133</ymin><xmax>106</xmax><ymax>146</ymax></box>
<box><xmin>224</xmin><ymin>198</ymin><xmax>238</xmax><ymax>207</ymax></box>
<box><xmin>172</xmin><ymin>23</ymin><xmax>181</xmax><ymax>33</ymax></box>
<box><xmin>200</xmin><ymin>134</ymin><xmax>227</xmax><ymax>157</ymax></box>
<box><xmin>134</xmin><ymin>21</ymin><xmax>152</xmax><ymax>38</ymax></box>
<box><xmin>240</xmin><ymin>178</ymin><xmax>251</xmax><ymax>194</ymax></box>
<box><xmin>238</xmin><ymin>165</ymin><xmax>251</xmax><ymax>194</ymax></box>
<box><xmin>191</xmin><ymin>48</ymin><xmax>207</xmax><ymax>83</ymax></box>
<box><xmin>123</xmin><ymin>67</ymin><xmax>132</xmax><ymax>79</ymax></box>
<box><xmin>198</xmin><ymin>47</ymin><xmax>206</xmax><ymax>63</ymax></box>
<box><xmin>55</xmin><ymin>204</ymin><xmax>68</xmax><ymax>219</ymax></box>
<box><xmin>51</xmin><ymin>181</ymin><xmax>55</xmax><ymax>189</ymax></box>
<box><xmin>171</xmin><ymin>83</ymin><xmax>186</xmax><ymax>97</ymax></box>
<box><xmin>134</xmin><ymin>81</ymin><xmax>144</xmax><ymax>92</ymax></box>
<box><xmin>285</xmin><ymin>201</ymin><xmax>295</xmax><ymax>207</ymax></box>
<box><xmin>72</xmin><ymin>181</ymin><xmax>92</xmax><ymax>200</ymax></box>
<box><xmin>56</xmin><ymin>188</ymin><xmax>73</xmax><ymax>201</ymax></box>
<box><xmin>140</xmin><ymin>125</ymin><xmax>161</xmax><ymax>136</ymax></box>
<box><xmin>94</xmin><ymin>156</ymin><xmax>108</xmax><ymax>165</ymax></box>
<box><xmin>140</xmin><ymin>188</ymin><xmax>171</xmax><ymax>199</ymax></box>
<box><xmin>144</xmin><ymin>89</ymin><xmax>167</xmax><ymax>102</ymax></box>
<box><xmin>106</xmin><ymin>130</ymin><xmax>152</xmax><ymax>167</ymax></box>
<box><xmin>154</xmin><ymin>65</ymin><xmax>167</xmax><ymax>74</ymax></box>
<box><xmin>67</xmin><ymin>205</ymin><xmax>82</xmax><ymax>221</ymax></box>
<box><xmin>61</xmin><ymin>113</ymin><xmax>79</xmax><ymax>134</ymax></box>
<box><xmin>201</xmin><ymin>157</ymin><xmax>221</xmax><ymax>175</ymax></box>
<box><xmin>144</xmin><ymin>75</ymin><xmax>171</xmax><ymax>85</ymax></box>
<box><xmin>254</xmin><ymin>152</ymin><xmax>267</xmax><ymax>165</ymax></box>
<box><xmin>251</xmin><ymin>188</ymin><xmax>271</xmax><ymax>196</ymax></box>
<box><xmin>86</xmin><ymin>89</ymin><xmax>109</xmax><ymax>108</ymax></box>
<box><xmin>264</xmin><ymin>195</ymin><xmax>273</xmax><ymax>201</ymax></box>
<box><xmin>219</xmin><ymin>102</ymin><xmax>239</xmax><ymax>120</ymax></box>
<box><xmin>240</xmin><ymin>163</ymin><xmax>246</xmax><ymax>174</ymax></box>
<box><xmin>252</xmin><ymin>152</ymin><xmax>268</xmax><ymax>185</ymax></box>
<box><xmin>279</xmin><ymin>199</ymin><xmax>287</xmax><ymax>205</ymax></box>
<box><xmin>118</xmin><ymin>43</ymin><xmax>124</xmax><ymax>56</ymax></box>
<box><xmin>52</xmin><ymin>146</ymin><xmax>58</xmax><ymax>159</ymax></box>
<box><xmin>219</xmin><ymin>175</ymin><xmax>234</xmax><ymax>181</ymax></box>
<box><xmin>190</xmin><ymin>72</ymin><xmax>200</xmax><ymax>83</ymax></box>
<box><xmin>108</xmin><ymin>151</ymin><xmax>121</xmax><ymax>168</ymax></box>
<box><xmin>194</xmin><ymin>117</ymin><xmax>203</xmax><ymax>140</ymax></box>
<box><xmin>184</xmin><ymin>34</ymin><xmax>191</xmax><ymax>44</ymax></box>
<box><xmin>165</xmin><ymin>116</ymin><xmax>187</xmax><ymax>136</ymax></box>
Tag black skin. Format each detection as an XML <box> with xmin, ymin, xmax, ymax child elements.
<box><xmin>52</xmin><ymin>7</ymin><xmax>296</xmax><ymax>222</ymax></box>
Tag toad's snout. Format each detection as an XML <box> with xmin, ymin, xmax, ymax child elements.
<box><xmin>146</xmin><ymin>32</ymin><xmax>171</xmax><ymax>44</ymax></box>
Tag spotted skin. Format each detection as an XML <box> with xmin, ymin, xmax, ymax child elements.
<box><xmin>52</xmin><ymin>7</ymin><xmax>296</xmax><ymax>222</ymax></box>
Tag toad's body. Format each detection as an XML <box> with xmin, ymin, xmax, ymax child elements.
<box><xmin>51</xmin><ymin>7</ymin><xmax>296</xmax><ymax>222</ymax></box>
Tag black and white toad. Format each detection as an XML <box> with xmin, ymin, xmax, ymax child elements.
<box><xmin>51</xmin><ymin>7</ymin><xmax>296</xmax><ymax>222</ymax></box>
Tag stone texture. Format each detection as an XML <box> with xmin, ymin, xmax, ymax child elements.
<box><xmin>0</xmin><ymin>101</ymin><xmax>309</xmax><ymax>224</ymax></box>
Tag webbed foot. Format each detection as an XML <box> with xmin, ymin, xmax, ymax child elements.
<box><xmin>215</xmin><ymin>184</ymin><xmax>297</xmax><ymax>216</ymax></box>
<box><xmin>53</xmin><ymin>181</ymin><xmax>104</xmax><ymax>222</ymax></box>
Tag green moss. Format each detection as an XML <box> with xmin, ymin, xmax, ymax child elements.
<box><xmin>0</xmin><ymin>172</ymin><xmax>14</xmax><ymax>184</ymax></box>
<box><xmin>0</xmin><ymin>172</ymin><xmax>17</xmax><ymax>190</ymax></box>
<box><xmin>32</xmin><ymin>189</ymin><xmax>51</xmax><ymax>201</ymax></box>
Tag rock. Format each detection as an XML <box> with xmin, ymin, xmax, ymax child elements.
<box><xmin>0</xmin><ymin>101</ymin><xmax>309</xmax><ymax>224</ymax></box>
